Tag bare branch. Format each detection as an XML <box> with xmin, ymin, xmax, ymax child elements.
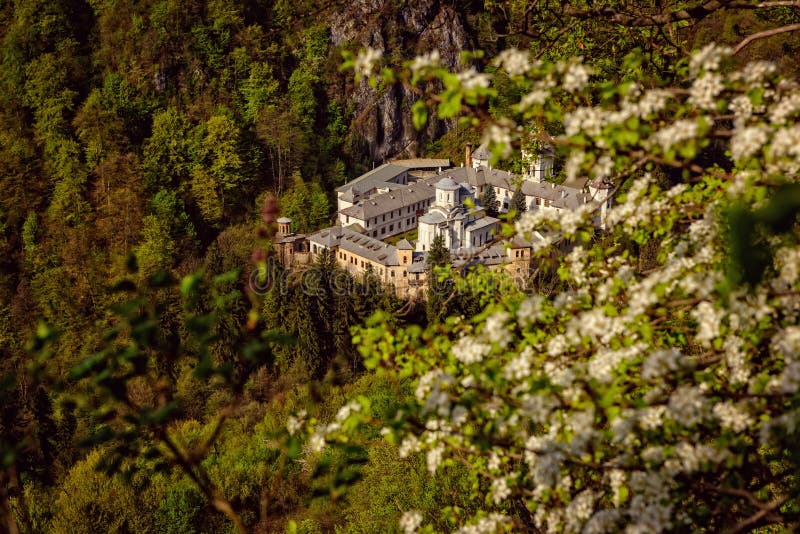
<box><xmin>729</xmin><ymin>1</ymin><xmax>800</xmax><ymax>8</ymax></box>
<box><xmin>562</xmin><ymin>0</ymin><xmax>735</xmax><ymax>27</ymax></box>
<box><xmin>725</xmin><ymin>496</ymin><xmax>788</xmax><ymax>533</ymax></box>
<box><xmin>733</xmin><ymin>23</ymin><xmax>800</xmax><ymax>54</ymax></box>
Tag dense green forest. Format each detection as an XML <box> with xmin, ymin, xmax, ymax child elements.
<box><xmin>3</xmin><ymin>0</ymin><xmax>800</xmax><ymax>532</ymax></box>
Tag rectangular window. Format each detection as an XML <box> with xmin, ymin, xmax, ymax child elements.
<box><xmin>389</xmin><ymin>224</ymin><xmax>394</xmax><ymax>231</ymax></box>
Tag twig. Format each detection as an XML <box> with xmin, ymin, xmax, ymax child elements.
<box><xmin>725</xmin><ymin>496</ymin><xmax>787</xmax><ymax>533</ymax></box>
<box><xmin>734</xmin><ymin>23</ymin><xmax>800</xmax><ymax>54</ymax></box>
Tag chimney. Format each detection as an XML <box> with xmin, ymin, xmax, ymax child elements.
<box><xmin>465</xmin><ymin>142</ymin><xmax>473</xmax><ymax>168</ymax></box>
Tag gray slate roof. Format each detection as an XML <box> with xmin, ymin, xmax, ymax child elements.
<box><xmin>339</xmin><ymin>177</ymin><xmax>438</xmax><ymax>220</ymax></box>
<box><xmin>472</xmin><ymin>143</ymin><xmax>491</xmax><ymax>162</ymax></box>
<box><xmin>390</xmin><ymin>158</ymin><xmax>451</xmax><ymax>169</ymax></box>
<box><xmin>464</xmin><ymin>216</ymin><xmax>500</xmax><ymax>231</ymax></box>
<box><xmin>436</xmin><ymin>177</ymin><xmax>460</xmax><ymax>190</ymax></box>
<box><xmin>419</xmin><ymin>211</ymin><xmax>446</xmax><ymax>224</ymax></box>
<box><xmin>442</xmin><ymin>166</ymin><xmax>515</xmax><ymax>191</ymax></box>
<box><xmin>336</xmin><ymin>163</ymin><xmax>409</xmax><ymax>193</ymax></box>
<box><xmin>307</xmin><ymin>226</ymin><xmax>400</xmax><ymax>266</ymax></box>
<box><xmin>521</xmin><ymin>181</ymin><xmax>591</xmax><ymax>210</ymax></box>
<box><xmin>452</xmin><ymin>245</ymin><xmax>507</xmax><ymax>267</ymax></box>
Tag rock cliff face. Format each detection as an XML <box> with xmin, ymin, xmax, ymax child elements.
<box><xmin>329</xmin><ymin>0</ymin><xmax>469</xmax><ymax>162</ymax></box>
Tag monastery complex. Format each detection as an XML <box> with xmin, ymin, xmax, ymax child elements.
<box><xmin>274</xmin><ymin>143</ymin><xmax>612</xmax><ymax>298</ymax></box>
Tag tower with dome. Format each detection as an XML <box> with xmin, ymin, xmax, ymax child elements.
<box><xmin>416</xmin><ymin>177</ymin><xmax>501</xmax><ymax>252</ymax></box>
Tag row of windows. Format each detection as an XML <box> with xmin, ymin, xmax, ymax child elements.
<box><xmin>367</xmin><ymin>199</ymin><xmax>431</xmax><ymax>227</ymax></box>
<box><xmin>368</xmin><ymin>216</ymin><xmax>416</xmax><ymax>239</ymax></box>
<box><xmin>335</xmin><ymin>250</ymin><xmax>410</xmax><ymax>278</ymax></box>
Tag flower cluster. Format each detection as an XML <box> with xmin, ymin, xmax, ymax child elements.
<box><xmin>335</xmin><ymin>42</ymin><xmax>800</xmax><ymax>533</ymax></box>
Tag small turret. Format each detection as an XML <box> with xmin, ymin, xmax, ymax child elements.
<box><xmin>277</xmin><ymin>217</ymin><xmax>292</xmax><ymax>237</ymax></box>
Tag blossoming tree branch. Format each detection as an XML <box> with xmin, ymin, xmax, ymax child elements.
<box><xmin>306</xmin><ymin>38</ymin><xmax>800</xmax><ymax>533</ymax></box>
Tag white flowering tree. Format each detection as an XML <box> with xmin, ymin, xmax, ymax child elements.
<box><xmin>319</xmin><ymin>38</ymin><xmax>800</xmax><ymax>533</ymax></box>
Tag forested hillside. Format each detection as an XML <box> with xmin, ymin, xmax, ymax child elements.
<box><xmin>3</xmin><ymin>0</ymin><xmax>800</xmax><ymax>532</ymax></box>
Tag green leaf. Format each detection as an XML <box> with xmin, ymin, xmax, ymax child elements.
<box><xmin>412</xmin><ymin>100</ymin><xmax>428</xmax><ymax>131</ymax></box>
<box><xmin>437</xmin><ymin>93</ymin><xmax>462</xmax><ymax>118</ymax></box>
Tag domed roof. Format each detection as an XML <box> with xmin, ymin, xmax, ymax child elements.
<box><xmin>436</xmin><ymin>177</ymin><xmax>460</xmax><ymax>190</ymax></box>
<box><xmin>277</xmin><ymin>217</ymin><xmax>292</xmax><ymax>223</ymax></box>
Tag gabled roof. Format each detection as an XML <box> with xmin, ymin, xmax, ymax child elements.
<box><xmin>441</xmin><ymin>166</ymin><xmax>515</xmax><ymax>190</ymax></box>
<box><xmin>307</xmin><ymin>225</ymin><xmax>401</xmax><ymax>266</ymax></box>
<box><xmin>339</xmin><ymin>177</ymin><xmax>439</xmax><ymax>220</ymax></box>
<box><xmin>452</xmin><ymin>245</ymin><xmax>507</xmax><ymax>267</ymax></box>
<box><xmin>390</xmin><ymin>158</ymin><xmax>451</xmax><ymax>169</ymax></box>
<box><xmin>336</xmin><ymin>163</ymin><xmax>409</xmax><ymax>193</ymax></box>
<box><xmin>521</xmin><ymin>181</ymin><xmax>592</xmax><ymax>210</ymax></box>
<box><xmin>396</xmin><ymin>239</ymin><xmax>414</xmax><ymax>250</ymax></box>
<box><xmin>472</xmin><ymin>143</ymin><xmax>491</xmax><ymax>161</ymax></box>
<box><xmin>464</xmin><ymin>216</ymin><xmax>500</xmax><ymax>231</ymax></box>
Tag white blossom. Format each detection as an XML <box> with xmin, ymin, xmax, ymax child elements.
<box><xmin>564</xmin><ymin>490</ymin><xmax>596</xmax><ymax>533</ymax></box>
<box><xmin>688</xmin><ymin>73</ymin><xmax>724</xmax><ymax>110</ymax></box>
<box><xmin>562</xmin><ymin>60</ymin><xmax>592</xmax><ymax>92</ymax></box>
<box><xmin>410</xmin><ymin>50</ymin><xmax>440</xmax><ymax>77</ymax></box>
<box><xmin>504</xmin><ymin>345</ymin><xmax>534</xmax><ymax>381</ymax></box>
<box><xmin>493</xmin><ymin>47</ymin><xmax>531</xmax><ymax>76</ymax></box>
<box><xmin>490</xmin><ymin>476</ymin><xmax>512</xmax><ymax>504</ymax></box>
<box><xmin>690</xmin><ymin>43</ymin><xmax>732</xmax><ymax>75</ymax></box>
<box><xmin>692</xmin><ymin>301</ymin><xmax>724</xmax><ymax>346</ymax></box>
<box><xmin>713</xmin><ymin>401</ymin><xmax>754</xmax><ymax>432</ymax></box>
<box><xmin>453</xmin><ymin>514</ymin><xmax>511</xmax><ymax>534</ymax></box>
<box><xmin>398</xmin><ymin>434</ymin><xmax>421</xmax><ymax>458</ymax></box>
<box><xmin>487</xmin><ymin>450</ymin><xmax>501</xmax><ymax>471</ymax></box>
<box><xmin>738</xmin><ymin>60</ymin><xmax>777</xmax><ymax>85</ymax></box>
<box><xmin>642</xmin><ymin>349</ymin><xmax>687</xmax><ymax>379</ymax></box>
<box><xmin>484</xmin><ymin>311</ymin><xmax>511</xmax><ymax>347</ymax></box>
<box><xmin>650</xmin><ymin>119</ymin><xmax>699</xmax><ymax>154</ymax></box>
<box><xmin>634</xmin><ymin>89</ymin><xmax>671</xmax><ymax>118</ymax></box>
<box><xmin>286</xmin><ymin>410</ymin><xmax>306</xmax><ymax>436</ymax></box>
<box><xmin>668</xmin><ymin>386</ymin><xmax>708</xmax><ymax>427</ymax></box>
<box><xmin>564</xmin><ymin>106</ymin><xmax>604</xmax><ymax>136</ymax></box>
<box><xmin>308</xmin><ymin>431</ymin><xmax>326</xmax><ymax>453</ymax></box>
<box><xmin>452</xmin><ymin>335</ymin><xmax>492</xmax><ymax>365</ymax></box>
<box><xmin>354</xmin><ymin>47</ymin><xmax>382</xmax><ymax>78</ymax></box>
<box><xmin>518</xmin><ymin>89</ymin><xmax>550</xmax><ymax>110</ymax></box>
<box><xmin>427</xmin><ymin>444</ymin><xmax>445</xmax><ymax>474</ymax></box>
<box><xmin>770</xmin><ymin>92</ymin><xmax>800</xmax><ymax>125</ymax></box>
<box><xmin>730</xmin><ymin>126</ymin><xmax>768</xmax><ymax>162</ymax></box>
<box><xmin>458</xmin><ymin>67</ymin><xmax>491</xmax><ymax>90</ymax></box>
<box><xmin>481</xmin><ymin>123</ymin><xmax>512</xmax><ymax>158</ymax></box>
<box><xmin>399</xmin><ymin>510</ymin><xmax>423</xmax><ymax>534</ymax></box>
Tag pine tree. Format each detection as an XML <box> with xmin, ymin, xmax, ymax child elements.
<box><xmin>427</xmin><ymin>234</ymin><xmax>451</xmax><ymax>267</ymax></box>
<box><xmin>511</xmin><ymin>188</ymin><xmax>527</xmax><ymax>221</ymax></box>
<box><xmin>480</xmin><ymin>186</ymin><xmax>499</xmax><ymax>217</ymax></box>
<box><xmin>426</xmin><ymin>234</ymin><xmax>453</xmax><ymax>323</ymax></box>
